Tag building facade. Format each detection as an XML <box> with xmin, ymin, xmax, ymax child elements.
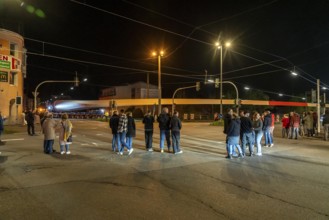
<box><xmin>99</xmin><ymin>81</ymin><xmax>158</xmax><ymax>99</ymax></box>
<box><xmin>0</xmin><ymin>29</ymin><xmax>26</xmax><ymax>124</ymax></box>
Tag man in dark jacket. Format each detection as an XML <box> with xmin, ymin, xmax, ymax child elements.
<box><xmin>109</xmin><ymin>110</ymin><xmax>119</xmax><ymax>152</ymax></box>
<box><xmin>0</xmin><ymin>111</ymin><xmax>5</xmax><ymax>146</ymax></box>
<box><xmin>170</xmin><ymin>111</ymin><xmax>182</xmax><ymax>154</ymax></box>
<box><xmin>157</xmin><ymin>107</ymin><xmax>171</xmax><ymax>153</ymax></box>
<box><xmin>263</xmin><ymin>110</ymin><xmax>273</xmax><ymax>147</ymax></box>
<box><xmin>25</xmin><ymin>109</ymin><xmax>35</xmax><ymax>136</ymax></box>
<box><xmin>240</xmin><ymin>110</ymin><xmax>254</xmax><ymax>156</ymax></box>
<box><xmin>226</xmin><ymin>113</ymin><xmax>243</xmax><ymax>159</ymax></box>
<box><xmin>143</xmin><ymin>110</ymin><xmax>154</xmax><ymax>151</ymax></box>
<box><xmin>322</xmin><ymin>110</ymin><xmax>329</xmax><ymax>141</ymax></box>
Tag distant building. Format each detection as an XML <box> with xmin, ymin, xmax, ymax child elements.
<box><xmin>99</xmin><ymin>81</ymin><xmax>158</xmax><ymax>100</ymax></box>
<box><xmin>0</xmin><ymin>29</ymin><xmax>26</xmax><ymax>124</ymax></box>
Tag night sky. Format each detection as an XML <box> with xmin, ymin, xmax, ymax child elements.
<box><xmin>1</xmin><ymin>0</ymin><xmax>329</xmax><ymax>101</ymax></box>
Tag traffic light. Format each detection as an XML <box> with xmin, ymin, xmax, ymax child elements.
<box><xmin>215</xmin><ymin>78</ymin><xmax>219</xmax><ymax>88</ymax></box>
<box><xmin>196</xmin><ymin>82</ymin><xmax>200</xmax><ymax>91</ymax></box>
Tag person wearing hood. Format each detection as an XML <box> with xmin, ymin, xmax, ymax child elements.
<box><xmin>226</xmin><ymin>112</ymin><xmax>244</xmax><ymax>159</ymax></box>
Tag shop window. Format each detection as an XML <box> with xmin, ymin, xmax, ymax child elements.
<box><xmin>9</xmin><ymin>72</ymin><xmax>17</xmax><ymax>85</ymax></box>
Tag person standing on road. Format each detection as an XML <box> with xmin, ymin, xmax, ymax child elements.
<box><xmin>304</xmin><ymin>111</ymin><xmax>314</xmax><ymax>137</ymax></box>
<box><xmin>143</xmin><ymin>110</ymin><xmax>154</xmax><ymax>151</ymax></box>
<box><xmin>322</xmin><ymin>110</ymin><xmax>329</xmax><ymax>140</ymax></box>
<box><xmin>223</xmin><ymin>108</ymin><xmax>236</xmax><ymax>156</ymax></box>
<box><xmin>25</xmin><ymin>109</ymin><xmax>35</xmax><ymax>136</ymax></box>
<box><xmin>34</xmin><ymin>111</ymin><xmax>41</xmax><ymax>134</ymax></box>
<box><xmin>226</xmin><ymin>112</ymin><xmax>244</xmax><ymax>159</ymax></box>
<box><xmin>109</xmin><ymin>110</ymin><xmax>120</xmax><ymax>152</ymax></box>
<box><xmin>42</xmin><ymin>113</ymin><xmax>57</xmax><ymax>154</ymax></box>
<box><xmin>157</xmin><ymin>107</ymin><xmax>171</xmax><ymax>153</ymax></box>
<box><xmin>0</xmin><ymin>111</ymin><xmax>6</xmax><ymax>146</ymax></box>
<box><xmin>289</xmin><ymin>112</ymin><xmax>300</xmax><ymax>140</ymax></box>
<box><xmin>263</xmin><ymin>110</ymin><xmax>273</xmax><ymax>147</ymax></box>
<box><xmin>281</xmin><ymin>114</ymin><xmax>290</xmax><ymax>138</ymax></box>
<box><xmin>126</xmin><ymin>112</ymin><xmax>136</xmax><ymax>150</ymax></box>
<box><xmin>117</xmin><ymin>109</ymin><xmax>133</xmax><ymax>155</ymax></box>
<box><xmin>252</xmin><ymin>112</ymin><xmax>263</xmax><ymax>156</ymax></box>
<box><xmin>170</xmin><ymin>111</ymin><xmax>182</xmax><ymax>154</ymax></box>
<box><xmin>240</xmin><ymin>110</ymin><xmax>254</xmax><ymax>156</ymax></box>
<box><xmin>59</xmin><ymin>113</ymin><xmax>73</xmax><ymax>155</ymax></box>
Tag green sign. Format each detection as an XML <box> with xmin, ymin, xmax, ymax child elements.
<box><xmin>0</xmin><ymin>71</ymin><xmax>8</xmax><ymax>82</ymax></box>
<box><xmin>0</xmin><ymin>60</ymin><xmax>10</xmax><ymax>69</ymax></box>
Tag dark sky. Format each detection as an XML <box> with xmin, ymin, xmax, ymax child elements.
<box><xmin>1</xmin><ymin>0</ymin><xmax>329</xmax><ymax>101</ymax></box>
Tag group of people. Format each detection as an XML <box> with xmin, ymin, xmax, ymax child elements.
<box><xmin>40</xmin><ymin>112</ymin><xmax>73</xmax><ymax>155</ymax></box>
<box><xmin>223</xmin><ymin>108</ymin><xmax>275</xmax><ymax>159</ymax></box>
<box><xmin>281</xmin><ymin>111</ymin><xmax>319</xmax><ymax>139</ymax></box>
<box><xmin>109</xmin><ymin>107</ymin><xmax>183</xmax><ymax>155</ymax></box>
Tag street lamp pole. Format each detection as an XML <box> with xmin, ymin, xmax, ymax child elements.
<box><xmin>158</xmin><ymin>54</ymin><xmax>162</xmax><ymax>115</ymax></box>
<box><xmin>153</xmin><ymin>51</ymin><xmax>164</xmax><ymax>115</ymax></box>
<box><xmin>220</xmin><ymin>45</ymin><xmax>223</xmax><ymax>117</ymax></box>
<box><xmin>317</xmin><ymin>79</ymin><xmax>321</xmax><ymax>134</ymax></box>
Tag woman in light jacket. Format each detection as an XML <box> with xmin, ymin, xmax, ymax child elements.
<box><xmin>59</xmin><ymin>113</ymin><xmax>73</xmax><ymax>155</ymax></box>
<box><xmin>42</xmin><ymin>113</ymin><xmax>57</xmax><ymax>154</ymax></box>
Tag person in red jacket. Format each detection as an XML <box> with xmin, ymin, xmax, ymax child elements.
<box><xmin>281</xmin><ymin>114</ymin><xmax>290</xmax><ymax>138</ymax></box>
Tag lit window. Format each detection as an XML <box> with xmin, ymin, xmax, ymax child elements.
<box><xmin>9</xmin><ymin>72</ymin><xmax>17</xmax><ymax>85</ymax></box>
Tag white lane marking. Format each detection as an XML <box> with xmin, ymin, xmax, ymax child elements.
<box><xmin>1</xmin><ymin>138</ymin><xmax>25</xmax><ymax>141</ymax></box>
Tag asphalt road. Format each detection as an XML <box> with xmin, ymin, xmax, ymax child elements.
<box><xmin>0</xmin><ymin>120</ymin><xmax>328</xmax><ymax>220</ymax></box>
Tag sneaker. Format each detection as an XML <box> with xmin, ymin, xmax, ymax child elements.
<box><xmin>270</xmin><ymin>144</ymin><xmax>274</xmax><ymax>147</ymax></box>
<box><xmin>66</xmin><ymin>151</ymin><xmax>71</xmax><ymax>155</ymax></box>
<box><xmin>60</xmin><ymin>151</ymin><xmax>65</xmax><ymax>155</ymax></box>
<box><xmin>128</xmin><ymin>148</ymin><xmax>134</xmax><ymax>155</ymax></box>
<box><xmin>147</xmin><ymin>148</ymin><xmax>153</xmax><ymax>152</ymax></box>
<box><xmin>175</xmin><ymin>150</ymin><xmax>183</xmax><ymax>154</ymax></box>
<box><xmin>256</xmin><ymin>153</ymin><xmax>262</xmax><ymax>156</ymax></box>
<box><xmin>117</xmin><ymin>152</ymin><xmax>123</xmax><ymax>155</ymax></box>
<box><xmin>238</xmin><ymin>154</ymin><xmax>244</xmax><ymax>158</ymax></box>
<box><xmin>160</xmin><ymin>149</ymin><xmax>164</xmax><ymax>153</ymax></box>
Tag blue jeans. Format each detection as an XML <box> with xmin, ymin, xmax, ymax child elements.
<box><xmin>264</xmin><ymin>127</ymin><xmax>273</xmax><ymax>145</ymax></box>
<box><xmin>172</xmin><ymin>131</ymin><xmax>181</xmax><ymax>153</ymax></box>
<box><xmin>145</xmin><ymin>130</ymin><xmax>153</xmax><ymax>149</ymax></box>
<box><xmin>119</xmin><ymin>131</ymin><xmax>130</xmax><ymax>153</ymax></box>
<box><xmin>254</xmin><ymin>131</ymin><xmax>263</xmax><ymax>154</ymax></box>
<box><xmin>112</xmin><ymin>133</ymin><xmax>119</xmax><ymax>151</ymax></box>
<box><xmin>226</xmin><ymin>136</ymin><xmax>242</xmax><ymax>155</ymax></box>
<box><xmin>241</xmin><ymin>132</ymin><xmax>254</xmax><ymax>155</ymax></box>
<box><xmin>160</xmin><ymin>129</ymin><xmax>171</xmax><ymax>150</ymax></box>
<box><xmin>44</xmin><ymin>139</ymin><xmax>54</xmax><ymax>154</ymax></box>
<box><xmin>290</xmin><ymin>127</ymin><xmax>299</xmax><ymax>139</ymax></box>
<box><xmin>60</xmin><ymin>144</ymin><xmax>70</xmax><ymax>152</ymax></box>
<box><xmin>126</xmin><ymin>137</ymin><xmax>133</xmax><ymax>148</ymax></box>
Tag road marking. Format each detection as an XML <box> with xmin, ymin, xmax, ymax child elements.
<box><xmin>1</xmin><ymin>138</ymin><xmax>25</xmax><ymax>141</ymax></box>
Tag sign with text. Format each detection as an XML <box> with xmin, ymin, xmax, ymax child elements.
<box><xmin>0</xmin><ymin>54</ymin><xmax>21</xmax><ymax>71</ymax></box>
<box><xmin>0</xmin><ymin>71</ymin><xmax>8</xmax><ymax>82</ymax></box>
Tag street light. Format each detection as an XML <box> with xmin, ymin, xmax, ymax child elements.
<box><xmin>215</xmin><ymin>41</ymin><xmax>231</xmax><ymax>117</ymax></box>
<box><xmin>152</xmin><ymin>50</ymin><xmax>164</xmax><ymax>115</ymax></box>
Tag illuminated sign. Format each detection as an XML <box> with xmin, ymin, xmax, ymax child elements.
<box><xmin>0</xmin><ymin>60</ymin><xmax>10</xmax><ymax>69</ymax></box>
<box><xmin>0</xmin><ymin>71</ymin><xmax>8</xmax><ymax>82</ymax></box>
<box><xmin>0</xmin><ymin>54</ymin><xmax>21</xmax><ymax>71</ymax></box>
